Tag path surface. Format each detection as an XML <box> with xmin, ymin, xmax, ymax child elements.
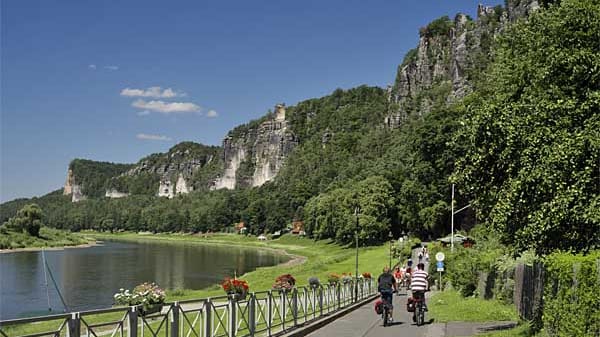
<box><xmin>305</xmin><ymin>246</ymin><xmax>516</xmax><ymax>337</ymax></box>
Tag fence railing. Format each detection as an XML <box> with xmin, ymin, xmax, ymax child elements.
<box><xmin>0</xmin><ymin>279</ymin><xmax>376</xmax><ymax>337</ymax></box>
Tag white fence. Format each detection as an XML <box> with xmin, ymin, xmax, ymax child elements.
<box><xmin>0</xmin><ymin>279</ymin><xmax>377</xmax><ymax>337</ymax></box>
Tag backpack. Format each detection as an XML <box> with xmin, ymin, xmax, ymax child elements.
<box><xmin>374</xmin><ymin>299</ymin><xmax>383</xmax><ymax>314</ymax></box>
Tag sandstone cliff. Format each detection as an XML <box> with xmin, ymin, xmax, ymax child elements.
<box><xmin>213</xmin><ymin>104</ymin><xmax>298</xmax><ymax>189</ymax></box>
<box><xmin>385</xmin><ymin>0</ymin><xmax>540</xmax><ymax>127</ymax></box>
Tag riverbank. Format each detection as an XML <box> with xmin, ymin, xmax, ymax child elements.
<box><xmin>0</xmin><ymin>227</ymin><xmax>94</xmax><ymax>251</ymax></box>
<box><xmin>89</xmin><ymin>232</ymin><xmax>390</xmax><ymax>300</ymax></box>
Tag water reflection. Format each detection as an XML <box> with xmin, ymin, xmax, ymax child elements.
<box><xmin>0</xmin><ymin>240</ymin><xmax>288</xmax><ymax>320</ymax></box>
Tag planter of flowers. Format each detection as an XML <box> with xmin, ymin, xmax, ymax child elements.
<box><xmin>361</xmin><ymin>272</ymin><xmax>372</xmax><ymax>279</ymax></box>
<box><xmin>341</xmin><ymin>273</ymin><xmax>353</xmax><ymax>284</ymax></box>
<box><xmin>221</xmin><ymin>278</ymin><xmax>249</xmax><ymax>301</ymax></box>
<box><xmin>273</xmin><ymin>274</ymin><xmax>296</xmax><ymax>293</ymax></box>
<box><xmin>308</xmin><ymin>277</ymin><xmax>321</xmax><ymax>289</ymax></box>
<box><xmin>327</xmin><ymin>273</ymin><xmax>340</xmax><ymax>286</ymax></box>
<box><xmin>114</xmin><ymin>282</ymin><xmax>166</xmax><ymax>316</ymax></box>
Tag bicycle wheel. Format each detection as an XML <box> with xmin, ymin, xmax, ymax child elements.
<box><xmin>382</xmin><ymin>306</ymin><xmax>388</xmax><ymax>326</ymax></box>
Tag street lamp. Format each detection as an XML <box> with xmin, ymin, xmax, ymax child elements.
<box><xmin>354</xmin><ymin>206</ymin><xmax>360</xmax><ymax>301</ymax></box>
<box><xmin>388</xmin><ymin>231</ymin><xmax>393</xmax><ymax>268</ymax></box>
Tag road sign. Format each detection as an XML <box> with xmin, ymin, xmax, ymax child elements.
<box><xmin>436</xmin><ymin>261</ymin><xmax>444</xmax><ymax>272</ymax></box>
<box><xmin>435</xmin><ymin>252</ymin><xmax>445</xmax><ymax>262</ymax></box>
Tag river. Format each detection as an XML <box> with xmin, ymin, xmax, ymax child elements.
<box><xmin>0</xmin><ymin>239</ymin><xmax>289</xmax><ymax>320</ymax></box>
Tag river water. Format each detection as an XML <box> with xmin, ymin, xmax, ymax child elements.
<box><xmin>0</xmin><ymin>239</ymin><xmax>288</xmax><ymax>320</ymax></box>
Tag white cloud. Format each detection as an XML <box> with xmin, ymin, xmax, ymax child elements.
<box><xmin>132</xmin><ymin>99</ymin><xmax>201</xmax><ymax>114</ymax></box>
<box><xmin>104</xmin><ymin>65</ymin><xmax>119</xmax><ymax>71</ymax></box>
<box><xmin>136</xmin><ymin>133</ymin><xmax>172</xmax><ymax>141</ymax></box>
<box><xmin>121</xmin><ymin>86</ymin><xmax>183</xmax><ymax>98</ymax></box>
<box><xmin>88</xmin><ymin>64</ymin><xmax>97</xmax><ymax>70</ymax></box>
<box><xmin>137</xmin><ymin>110</ymin><xmax>151</xmax><ymax>116</ymax></box>
<box><xmin>206</xmin><ymin>110</ymin><xmax>218</xmax><ymax>118</ymax></box>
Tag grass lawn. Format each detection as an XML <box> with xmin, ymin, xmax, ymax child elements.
<box><xmin>0</xmin><ymin>227</ymin><xmax>92</xmax><ymax>250</ymax></box>
<box><xmin>428</xmin><ymin>290</ymin><xmax>519</xmax><ymax>323</ymax></box>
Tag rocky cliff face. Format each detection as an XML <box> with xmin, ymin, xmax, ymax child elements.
<box><xmin>213</xmin><ymin>104</ymin><xmax>298</xmax><ymax>189</ymax></box>
<box><xmin>111</xmin><ymin>142</ymin><xmax>221</xmax><ymax>198</ymax></box>
<box><xmin>63</xmin><ymin>169</ymin><xmax>86</xmax><ymax>202</ymax></box>
<box><xmin>385</xmin><ymin>0</ymin><xmax>539</xmax><ymax>127</ymax></box>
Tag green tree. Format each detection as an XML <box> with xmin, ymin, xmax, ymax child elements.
<box><xmin>3</xmin><ymin>203</ymin><xmax>44</xmax><ymax>237</ymax></box>
<box><xmin>454</xmin><ymin>0</ymin><xmax>600</xmax><ymax>254</ymax></box>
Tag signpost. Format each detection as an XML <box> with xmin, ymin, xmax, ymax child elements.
<box><xmin>435</xmin><ymin>252</ymin><xmax>445</xmax><ymax>290</ymax></box>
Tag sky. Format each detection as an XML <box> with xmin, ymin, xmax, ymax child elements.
<box><xmin>0</xmin><ymin>0</ymin><xmax>502</xmax><ymax>203</ymax></box>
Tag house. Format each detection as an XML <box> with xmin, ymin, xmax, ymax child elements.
<box><xmin>235</xmin><ymin>222</ymin><xmax>247</xmax><ymax>234</ymax></box>
<box><xmin>437</xmin><ymin>234</ymin><xmax>476</xmax><ymax>248</ymax></box>
<box><xmin>291</xmin><ymin>221</ymin><xmax>304</xmax><ymax>234</ymax></box>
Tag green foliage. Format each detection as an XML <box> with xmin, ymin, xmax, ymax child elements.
<box><xmin>69</xmin><ymin>159</ymin><xmax>134</xmax><ymax>197</ymax></box>
<box><xmin>303</xmin><ymin>176</ymin><xmax>395</xmax><ymax>245</ymax></box>
<box><xmin>543</xmin><ymin>251</ymin><xmax>600</xmax><ymax>337</ymax></box>
<box><xmin>0</xmin><ymin>226</ymin><xmax>88</xmax><ymax>249</ymax></box>
<box><xmin>454</xmin><ymin>0</ymin><xmax>600</xmax><ymax>254</ymax></box>
<box><xmin>419</xmin><ymin>16</ymin><xmax>453</xmax><ymax>38</ymax></box>
<box><xmin>3</xmin><ymin>203</ymin><xmax>44</xmax><ymax>236</ymax></box>
<box><xmin>429</xmin><ymin>289</ymin><xmax>518</xmax><ymax>322</ymax></box>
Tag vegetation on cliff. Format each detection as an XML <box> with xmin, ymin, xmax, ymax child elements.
<box><xmin>1</xmin><ymin>0</ymin><xmax>597</xmax><ymax>255</ymax></box>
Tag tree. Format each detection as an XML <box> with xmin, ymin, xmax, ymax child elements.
<box><xmin>3</xmin><ymin>203</ymin><xmax>44</xmax><ymax>237</ymax></box>
<box><xmin>454</xmin><ymin>0</ymin><xmax>600</xmax><ymax>254</ymax></box>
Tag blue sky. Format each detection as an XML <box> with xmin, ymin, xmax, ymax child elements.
<box><xmin>0</xmin><ymin>0</ymin><xmax>502</xmax><ymax>202</ymax></box>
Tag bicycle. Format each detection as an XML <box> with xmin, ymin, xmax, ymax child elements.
<box><xmin>379</xmin><ymin>289</ymin><xmax>394</xmax><ymax>326</ymax></box>
<box><xmin>413</xmin><ymin>293</ymin><xmax>426</xmax><ymax>326</ymax></box>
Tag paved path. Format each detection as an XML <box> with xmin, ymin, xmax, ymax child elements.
<box><xmin>306</xmin><ymin>246</ymin><xmax>516</xmax><ymax>337</ymax></box>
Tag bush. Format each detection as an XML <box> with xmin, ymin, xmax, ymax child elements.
<box><xmin>543</xmin><ymin>251</ymin><xmax>600</xmax><ymax>337</ymax></box>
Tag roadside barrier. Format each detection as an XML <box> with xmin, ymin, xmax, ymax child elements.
<box><xmin>0</xmin><ymin>279</ymin><xmax>377</xmax><ymax>337</ymax></box>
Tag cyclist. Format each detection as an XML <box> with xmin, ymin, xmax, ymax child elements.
<box><xmin>410</xmin><ymin>263</ymin><xmax>429</xmax><ymax>323</ymax></box>
<box><xmin>377</xmin><ymin>266</ymin><xmax>397</xmax><ymax>323</ymax></box>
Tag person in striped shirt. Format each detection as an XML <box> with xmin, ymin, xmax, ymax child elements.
<box><xmin>410</xmin><ymin>263</ymin><xmax>429</xmax><ymax>322</ymax></box>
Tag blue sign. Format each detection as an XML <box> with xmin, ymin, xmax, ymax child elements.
<box><xmin>436</xmin><ymin>261</ymin><xmax>444</xmax><ymax>269</ymax></box>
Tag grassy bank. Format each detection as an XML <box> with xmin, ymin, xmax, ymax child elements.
<box><xmin>428</xmin><ymin>290</ymin><xmax>518</xmax><ymax>322</ymax></box>
<box><xmin>0</xmin><ymin>227</ymin><xmax>92</xmax><ymax>250</ymax></box>
<box><xmin>90</xmin><ymin>232</ymin><xmax>391</xmax><ymax>300</ymax></box>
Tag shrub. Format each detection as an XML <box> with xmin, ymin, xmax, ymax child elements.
<box><xmin>543</xmin><ymin>251</ymin><xmax>600</xmax><ymax>337</ymax></box>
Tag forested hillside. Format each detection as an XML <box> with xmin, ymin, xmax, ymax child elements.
<box><xmin>1</xmin><ymin>0</ymin><xmax>598</xmax><ymax>254</ymax></box>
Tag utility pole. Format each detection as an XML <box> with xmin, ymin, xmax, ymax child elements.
<box><xmin>451</xmin><ymin>184</ymin><xmax>455</xmax><ymax>253</ymax></box>
<box><xmin>354</xmin><ymin>207</ymin><xmax>360</xmax><ymax>301</ymax></box>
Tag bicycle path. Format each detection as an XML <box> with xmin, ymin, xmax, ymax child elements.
<box><xmin>305</xmin><ymin>288</ymin><xmax>516</xmax><ymax>337</ymax></box>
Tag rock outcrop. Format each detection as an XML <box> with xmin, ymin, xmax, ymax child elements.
<box><xmin>213</xmin><ymin>104</ymin><xmax>298</xmax><ymax>189</ymax></box>
<box><xmin>385</xmin><ymin>0</ymin><xmax>539</xmax><ymax>127</ymax></box>
<box><xmin>63</xmin><ymin>169</ymin><xmax>86</xmax><ymax>202</ymax></box>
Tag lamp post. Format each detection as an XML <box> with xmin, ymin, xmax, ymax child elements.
<box><xmin>388</xmin><ymin>231</ymin><xmax>393</xmax><ymax>268</ymax></box>
<box><xmin>354</xmin><ymin>206</ymin><xmax>360</xmax><ymax>301</ymax></box>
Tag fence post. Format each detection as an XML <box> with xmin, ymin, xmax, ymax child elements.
<box><xmin>204</xmin><ymin>300</ymin><xmax>212</xmax><ymax>337</ymax></box>
<box><xmin>319</xmin><ymin>286</ymin><xmax>323</xmax><ymax>316</ymax></box>
<box><xmin>267</xmin><ymin>291</ymin><xmax>273</xmax><ymax>337</ymax></box>
<box><xmin>228</xmin><ymin>297</ymin><xmax>236</xmax><ymax>337</ymax></box>
<box><xmin>292</xmin><ymin>288</ymin><xmax>298</xmax><ymax>327</ymax></box>
<box><xmin>249</xmin><ymin>293</ymin><xmax>256</xmax><ymax>337</ymax></box>
<box><xmin>128</xmin><ymin>307</ymin><xmax>138</xmax><ymax>337</ymax></box>
<box><xmin>67</xmin><ymin>312</ymin><xmax>80</xmax><ymax>337</ymax></box>
<box><xmin>170</xmin><ymin>303</ymin><xmax>179</xmax><ymax>337</ymax></box>
<box><xmin>336</xmin><ymin>283</ymin><xmax>341</xmax><ymax>310</ymax></box>
<box><xmin>281</xmin><ymin>291</ymin><xmax>286</xmax><ymax>331</ymax></box>
<box><xmin>303</xmin><ymin>288</ymin><xmax>308</xmax><ymax>322</ymax></box>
